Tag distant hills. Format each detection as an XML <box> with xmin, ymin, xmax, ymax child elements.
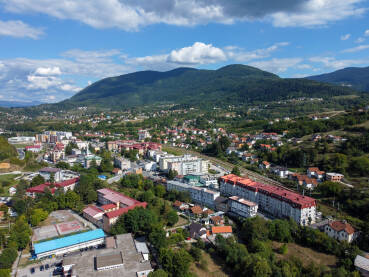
<box><xmin>0</xmin><ymin>100</ymin><xmax>44</xmax><ymax>108</ymax></box>
<box><xmin>58</xmin><ymin>64</ymin><xmax>358</xmax><ymax>109</ymax></box>
<box><xmin>307</xmin><ymin>66</ymin><xmax>369</xmax><ymax>92</ymax></box>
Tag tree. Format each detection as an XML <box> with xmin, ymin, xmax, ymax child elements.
<box><xmin>166</xmin><ymin>210</ymin><xmax>179</xmax><ymax>226</ymax></box>
<box><xmin>56</xmin><ymin>162</ymin><xmax>70</xmax><ymax>170</ymax></box>
<box><xmin>189</xmin><ymin>246</ymin><xmax>202</xmax><ymax>262</ymax></box>
<box><xmin>154</xmin><ymin>184</ymin><xmax>166</xmax><ymax>198</ymax></box>
<box><xmin>30</xmin><ymin>208</ymin><xmax>48</xmax><ymax>226</ymax></box>
<box><xmin>231</xmin><ymin>166</ymin><xmax>241</xmax><ymax>176</ymax></box>
<box><xmin>30</xmin><ymin>174</ymin><xmax>45</xmax><ymax>187</ymax></box>
<box><xmin>0</xmin><ymin>248</ymin><xmax>17</xmax><ymax>269</ymax></box>
<box><xmin>49</xmin><ymin>173</ymin><xmax>55</xmax><ymax>184</ymax></box>
<box><xmin>167</xmin><ymin>169</ymin><xmax>178</xmax><ymax>180</ymax></box>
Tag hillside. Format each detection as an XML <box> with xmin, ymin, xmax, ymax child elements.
<box><xmin>59</xmin><ymin>64</ymin><xmax>357</xmax><ymax>109</ymax></box>
<box><xmin>0</xmin><ymin>136</ymin><xmax>18</xmax><ymax>161</ymax></box>
<box><xmin>307</xmin><ymin>66</ymin><xmax>369</xmax><ymax>92</ymax></box>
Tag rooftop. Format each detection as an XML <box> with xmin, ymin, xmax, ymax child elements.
<box><xmin>354</xmin><ymin>255</ymin><xmax>369</xmax><ymax>272</ymax></box>
<box><xmin>212</xmin><ymin>226</ymin><xmax>232</xmax><ymax>234</ymax></box>
<box><xmin>96</xmin><ymin>252</ymin><xmax>123</xmax><ymax>270</ymax></box>
<box><xmin>34</xmin><ymin>229</ymin><xmax>105</xmax><ymax>255</ymax></box>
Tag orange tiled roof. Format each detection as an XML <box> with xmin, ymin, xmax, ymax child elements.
<box><xmin>211</xmin><ymin>226</ymin><xmax>232</xmax><ymax>234</ymax></box>
<box><xmin>329</xmin><ymin>221</ymin><xmax>355</xmax><ymax>235</ymax></box>
<box><xmin>191</xmin><ymin>206</ymin><xmax>203</xmax><ymax>214</ymax></box>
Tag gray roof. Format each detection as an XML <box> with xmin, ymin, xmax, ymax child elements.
<box><xmin>96</xmin><ymin>252</ymin><xmax>123</xmax><ymax>269</ymax></box>
<box><xmin>134</xmin><ymin>237</ymin><xmax>149</xmax><ymax>254</ymax></box>
<box><xmin>355</xmin><ymin>255</ymin><xmax>369</xmax><ymax>272</ymax></box>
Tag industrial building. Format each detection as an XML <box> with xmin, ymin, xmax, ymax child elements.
<box><xmin>33</xmin><ymin>229</ymin><xmax>105</xmax><ymax>259</ymax></box>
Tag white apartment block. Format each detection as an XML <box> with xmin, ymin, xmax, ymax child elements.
<box><xmin>229</xmin><ymin>196</ymin><xmax>258</xmax><ymax>218</ymax></box>
<box><xmin>220</xmin><ymin>174</ymin><xmax>316</xmax><ymax>226</ymax></box>
<box><xmin>159</xmin><ymin>154</ymin><xmax>209</xmax><ymax>175</ymax></box>
<box><xmin>166</xmin><ymin>180</ymin><xmax>219</xmax><ymax>208</ymax></box>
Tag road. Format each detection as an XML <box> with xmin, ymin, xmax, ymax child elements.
<box><xmin>16</xmin><ymin>148</ymin><xmax>25</xmax><ymax>160</ymax></box>
<box><xmin>107</xmin><ymin>174</ymin><xmax>124</xmax><ymax>184</ymax></box>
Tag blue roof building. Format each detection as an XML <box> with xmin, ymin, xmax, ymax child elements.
<box><xmin>34</xmin><ymin>229</ymin><xmax>105</xmax><ymax>258</ymax></box>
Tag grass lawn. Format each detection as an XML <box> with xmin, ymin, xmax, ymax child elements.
<box><xmin>0</xmin><ymin>173</ymin><xmax>20</xmax><ymax>196</ymax></box>
<box><xmin>190</xmin><ymin>250</ymin><xmax>230</xmax><ymax>277</ymax></box>
<box><xmin>162</xmin><ymin>146</ymin><xmax>184</xmax><ymax>156</ymax></box>
<box><xmin>173</xmin><ymin>215</ymin><xmax>189</xmax><ymax>228</ymax></box>
<box><xmin>272</xmin><ymin>241</ymin><xmax>337</xmax><ymax>268</ymax></box>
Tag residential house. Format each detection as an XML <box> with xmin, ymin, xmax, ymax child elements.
<box><xmin>210</xmin><ymin>216</ymin><xmax>224</xmax><ymax>225</ymax></box>
<box><xmin>324</xmin><ymin>220</ymin><xmax>356</xmax><ymax>243</ymax></box>
<box><xmin>271</xmin><ymin>166</ymin><xmax>289</xmax><ymax>178</ymax></box>
<box><xmin>189</xmin><ymin>222</ymin><xmax>207</xmax><ymax>239</ymax></box>
<box><xmin>191</xmin><ymin>206</ymin><xmax>203</xmax><ymax>217</ymax></box>
<box><xmin>259</xmin><ymin>161</ymin><xmax>270</xmax><ymax>170</ymax></box>
<box><xmin>354</xmin><ymin>254</ymin><xmax>369</xmax><ymax>277</ymax></box>
<box><xmin>307</xmin><ymin>167</ymin><xmax>325</xmax><ymax>180</ymax></box>
<box><xmin>326</xmin><ymin>173</ymin><xmax>344</xmax><ymax>182</ymax></box>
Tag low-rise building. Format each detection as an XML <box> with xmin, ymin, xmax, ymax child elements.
<box><xmin>39</xmin><ymin>167</ymin><xmax>62</xmax><ymax>182</ymax></box>
<box><xmin>354</xmin><ymin>255</ymin><xmax>369</xmax><ymax>277</ymax></box>
<box><xmin>324</xmin><ymin>220</ymin><xmax>356</xmax><ymax>243</ymax></box>
<box><xmin>114</xmin><ymin>156</ymin><xmax>131</xmax><ymax>170</ymax></box>
<box><xmin>26</xmin><ymin>177</ymin><xmax>79</xmax><ymax>198</ymax></box>
<box><xmin>229</xmin><ymin>196</ymin><xmax>258</xmax><ymax>218</ymax></box>
<box><xmin>326</xmin><ymin>172</ymin><xmax>344</xmax><ymax>182</ymax></box>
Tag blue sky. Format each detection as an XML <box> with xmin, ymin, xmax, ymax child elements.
<box><xmin>0</xmin><ymin>0</ymin><xmax>369</xmax><ymax>103</ymax></box>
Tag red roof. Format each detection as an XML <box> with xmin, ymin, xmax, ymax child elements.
<box><xmin>101</xmin><ymin>203</ymin><xmax>116</xmax><ymax>210</ymax></box>
<box><xmin>25</xmin><ymin>145</ymin><xmax>40</xmax><ymax>149</ymax></box>
<box><xmin>329</xmin><ymin>221</ymin><xmax>355</xmax><ymax>235</ymax></box>
<box><xmin>83</xmin><ymin>205</ymin><xmax>103</xmax><ymax>217</ymax></box>
<box><xmin>104</xmin><ymin>202</ymin><xmax>147</xmax><ymax>219</ymax></box>
<box><xmin>26</xmin><ymin>177</ymin><xmax>79</xmax><ymax>194</ymax></box>
<box><xmin>220</xmin><ymin>174</ymin><xmax>316</xmax><ymax>209</ymax></box>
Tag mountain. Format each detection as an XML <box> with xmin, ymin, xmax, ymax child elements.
<box><xmin>307</xmin><ymin>66</ymin><xmax>369</xmax><ymax>92</ymax></box>
<box><xmin>0</xmin><ymin>100</ymin><xmax>44</xmax><ymax>108</ymax></box>
<box><xmin>60</xmin><ymin>64</ymin><xmax>357</xmax><ymax>109</ymax></box>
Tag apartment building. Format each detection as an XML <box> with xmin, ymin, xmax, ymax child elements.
<box><xmin>228</xmin><ymin>196</ymin><xmax>258</xmax><ymax>218</ymax></box>
<box><xmin>219</xmin><ymin>174</ymin><xmax>316</xmax><ymax>225</ymax></box>
<box><xmin>159</xmin><ymin>154</ymin><xmax>209</xmax><ymax>175</ymax></box>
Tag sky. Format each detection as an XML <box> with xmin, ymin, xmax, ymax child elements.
<box><xmin>0</xmin><ymin>0</ymin><xmax>369</xmax><ymax>103</ymax></box>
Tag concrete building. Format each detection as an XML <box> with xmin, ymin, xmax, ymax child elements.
<box><xmin>39</xmin><ymin>167</ymin><xmax>62</xmax><ymax>182</ymax></box>
<box><xmin>190</xmin><ymin>187</ymin><xmax>220</xmax><ymax>209</ymax></box>
<box><xmin>33</xmin><ymin>229</ymin><xmax>105</xmax><ymax>259</ymax></box>
<box><xmin>324</xmin><ymin>220</ymin><xmax>356</xmax><ymax>243</ymax></box>
<box><xmin>62</xmin><ymin>233</ymin><xmax>153</xmax><ymax>277</ymax></box>
<box><xmin>229</xmin><ymin>196</ymin><xmax>258</xmax><ymax>218</ymax></box>
<box><xmin>159</xmin><ymin>154</ymin><xmax>209</xmax><ymax>175</ymax></box>
<box><xmin>114</xmin><ymin>156</ymin><xmax>131</xmax><ymax>170</ymax></box>
<box><xmin>138</xmin><ymin>130</ymin><xmax>151</xmax><ymax>141</ymax></box>
<box><xmin>220</xmin><ymin>174</ymin><xmax>316</xmax><ymax>225</ymax></box>
<box><xmin>326</xmin><ymin>172</ymin><xmax>344</xmax><ymax>182</ymax></box>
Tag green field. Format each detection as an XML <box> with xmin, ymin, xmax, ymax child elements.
<box><xmin>0</xmin><ymin>174</ymin><xmax>20</xmax><ymax>196</ymax></box>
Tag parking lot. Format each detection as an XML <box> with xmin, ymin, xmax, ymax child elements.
<box><xmin>17</xmin><ymin>259</ymin><xmax>63</xmax><ymax>277</ymax></box>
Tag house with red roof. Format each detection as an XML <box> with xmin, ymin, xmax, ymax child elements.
<box><xmin>26</xmin><ymin>177</ymin><xmax>79</xmax><ymax>198</ymax></box>
<box><xmin>324</xmin><ymin>220</ymin><xmax>356</xmax><ymax>243</ymax></box>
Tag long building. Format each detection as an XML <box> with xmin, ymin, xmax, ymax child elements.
<box><xmin>219</xmin><ymin>174</ymin><xmax>316</xmax><ymax>225</ymax></box>
<box><xmin>159</xmin><ymin>154</ymin><xmax>209</xmax><ymax>175</ymax></box>
<box><xmin>83</xmin><ymin>188</ymin><xmax>147</xmax><ymax>232</ymax></box>
<box><xmin>33</xmin><ymin>229</ymin><xmax>105</xmax><ymax>259</ymax></box>
<box><xmin>166</xmin><ymin>180</ymin><xmax>220</xmax><ymax>209</ymax></box>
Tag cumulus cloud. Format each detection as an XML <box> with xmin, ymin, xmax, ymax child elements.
<box><xmin>341</xmin><ymin>44</ymin><xmax>369</xmax><ymax>53</ymax></box>
<box><xmin>228</xmin><ymin>42</ymin><xmax>289</xmax><ymax>62</ymax></box>
<box><xmin>250</xmin><ymin>58</ymin><xmax>303</xmax><ymax>73</ymax></box>
<box><xmin>1</xmin><ymin>0</ymin><xmax>366</xmax><ymax>30</ymax></box>
<box><xmin>0</xmin><ymin>49</ymin><xmax>130</xmax><ymax>103</ymax></box>
<box><xmin>35</xmin><ymin>66</ymin><xmax>62</xmax><ymax>75</ymax></box>
<box><xmin>341</xmin><ymin>34</ymin><xmax>351</xmax><ymax>40</ymax></box>
<box><xmin>0</xmin><ymin>19</ymin><xmax>44</xmax><ymax>39</ymax></box>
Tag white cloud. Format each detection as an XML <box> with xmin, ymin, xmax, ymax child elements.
<box><xmin>167</xmin><ymin>42</ymin><xmax>226</xmax><ymax>65</ymax></box>
<box><xmin>355</xmin><ymin>37</ymin><xmax>365</xmax><ymax>43</ymax></box>
<box><xmin>309</xmin><ymin>56</ymin><xmax>369</xmax><ymax>69</ymax></box>
<box><xmin>2</xmin><ymin>0</ymin><xmax>366</xmax><ymax>30</ymax></box>
<box><xmin>35</xmin><ymin>66</ymin><xmax>62</xmax><ymax>75</ymax></box>
<box><xmin>341</xmin><ymin>34</ymin><xmax>351</xmax><ymax>40</ymax></box>
<box><xmin>228</xmin><ymin>42</ymin><xmax>289</xmax><ymax>62</ymax></box>
<box><xmin>341</xmin><ymin>44</ymin><xmax>369</xmax><ymax>53</ymax></box>
<box><xmin>0</xmin><ymin>19</ymin><xmax>43</xmax><ymax>39</ymax></box>
<box><xmin>250</xmin><ymin>58</ymin><xmax>303</xmax><ymax>73</ymax></box>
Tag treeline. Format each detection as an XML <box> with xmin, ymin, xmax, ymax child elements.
<box><xmin>213</xmin><ymin>216</ymin><xmax>361</xmax><ymax>277</ymax></box>
<box><xmin>265</xmin><ymin>111</ymin><xmax>369</xmax><ymax>138</ymax></box>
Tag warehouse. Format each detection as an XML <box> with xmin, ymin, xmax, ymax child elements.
<box><xmin>33</xmin><ymin>229</ymin><xmax>105</xmax><ymax>259</ymax></box>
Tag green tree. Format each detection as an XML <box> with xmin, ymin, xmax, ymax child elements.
<box><xmin>0</xmin><ymin>248</ymin><xmax>17</xmax><ymax>269</ymax></box>
<box><xmin>231</xmin><ymin>166</ymin><xmax>241</xmax><ymax>176</ymax></box>
<box><xmin>148</xmin><ymin>269</ymin><xmax>168</xmax><ymax>277</ymax></box>
<box><xmin>189</xmin><ymin>246</ymin><xmax>202</xmax><ymax>262</ymax></box>
<box><xmin>168</xmin><ymin>169</ymin><xmax>178</xmax><ymax>180</ymax></box>
<box><xmin>30</xmin><ymin>174</ymin><xmax>45</xmax><ymax>187</ymax></box>
<box><xmin>30</xmin><ymin>208</ymin><xmax>48</xmax><ymax>226</ymax></box>
<box><xmin>166</xmin><ymin>210</ymin><xmax>179</xmax><ymax>226</ymax></box>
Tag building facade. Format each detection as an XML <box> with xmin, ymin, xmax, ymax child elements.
<box><xmin>229</xmin><ymin>196</ymin><xmax>258</xmax><ymax>218</ymax></box>
<box><xmin>219</xmin><ymin>174</ymin><xmax>316</xmax><ymax>225</ymax></box>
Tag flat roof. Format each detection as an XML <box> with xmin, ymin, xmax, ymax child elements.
<box><xmin>96</xmin><ymin>252</ymin><xmax>123</xmax><ymax>270</ymax></box>
<box><xmin>34</xmin><ymin>229</ymin><xmax>105</xmax><ymax>255</ymax></box>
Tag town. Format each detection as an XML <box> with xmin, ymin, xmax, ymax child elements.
<box><xmin>0</xmin><ymin>105</ymin><xmax>368</xmax><ymax>277</ymax></box>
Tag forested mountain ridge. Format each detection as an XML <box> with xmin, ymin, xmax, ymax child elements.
<box><xmin>57</xmin><ymin>64</ymin><xmax>358</xmax><ymax>109</ymax></box>
<box><xmin>307</xmin><ymin>66</ymin><xmax>369</xmax><ymax>92</ymax></box>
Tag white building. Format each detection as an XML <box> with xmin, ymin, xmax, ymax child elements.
<box><xmin>114</xmin><ymin>156</ymin><xmax>131</xmax><ymax>170</ymax></box>
<box><xmin>138</xmin><ymin>130</ymin><xmax>151</xmax><ymax>141</ymax></box>
<box><xmin>39</xmin><ymin>167</ymin><xmax>62</xmax><ymax>182</ymax></box>
<box><xmin>159</xmin><ymin>154</ymin><xmax>209</xmax><ymax>175</ymax></box>
<box><xmin>324</xmin><ymin>220</ymin><xmax>356</xmax><ymax>243</ymax></box>
<box><xmin>229</xmin><ymin>196</ymin><xmax>258</xmax><ymax>218</ymax></box>
<box><xmin>190</xmin><ymin>187</ymin><xmax>220</xmax><ymax>209</ymax></box>
<box><xmin>220</xmin><ymin>174</ymin><xmax>316</xmax><ymax>226</ymax></box>
<box><xmin>8</xmin><ymin>136</ymin><xmax>35</xmax><ymax>144</ymax></box>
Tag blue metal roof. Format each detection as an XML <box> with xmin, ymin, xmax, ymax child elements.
<box><xmin>34</xmin><ymin>229</ymin><xmax>105</xmax><ymax>255</ymax></box>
